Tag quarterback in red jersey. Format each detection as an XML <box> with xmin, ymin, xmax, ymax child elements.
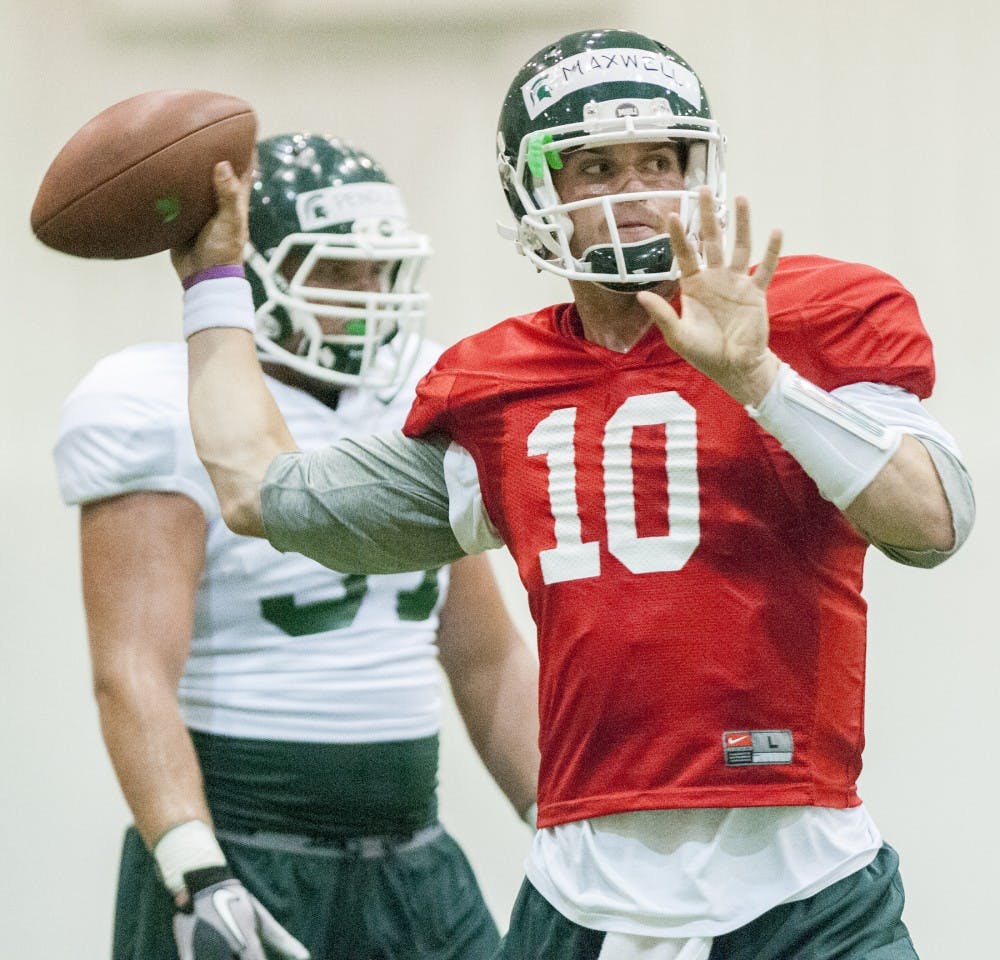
<box><xmin>403</xmin><ymin>254</ymin><xmax>936</xmax><ymax>828</ymax></box>
<box><xmin>176</xmin><ymin>27</ymin><xmax>973</xmax><ymax>960</ymax></box>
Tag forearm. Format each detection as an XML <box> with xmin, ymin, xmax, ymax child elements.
<box><xmin>188</xmin><ymin>326</ymin><xmax>296</xmax><ymax>537</ymax></box>
<box><xmin>746</xmin><ymin>364</ymin><xmax>969</xmax><ymax>557</ymax></box>
<box><xmin>843</xmin><ymin>433</ymin><xmax>954</xmax><ymax>550</ymax></box>
<box><xmin>80</xmin><ymin>493</ymin><xmax>213</xmax><ymax>848</ymax></box>
<box><xmin>95</xmin><ymin>672</ymin><xmax>210</xmax><ymax>847</ymax></box>
<box><xmin>448</xmin><ymin>640</ymin><xmax>540</xmax><ymax>816</ymax></box>
<box><xmin>172</xmin><ymin>163</ymin><xmax>295</xmax><ymax>539</ymax></box>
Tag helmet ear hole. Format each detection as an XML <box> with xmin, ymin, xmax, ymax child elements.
<box><xmin>265</xmin><ymin>308</ymin><xmax>295</xmax><ymax>344</ymax></box>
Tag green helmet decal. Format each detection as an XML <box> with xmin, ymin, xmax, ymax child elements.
<box><xmin>496</xmin><ymin>29</ymin><xmax>726</xmax><ymax>291</ymax></box>
<box><xmin>244</xmin><ymin>133</ymin><xmax>432</xmax><ymax>396</ymax></box>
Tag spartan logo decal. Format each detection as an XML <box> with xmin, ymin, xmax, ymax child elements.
<box><xmin>295</xmin><ymin>183</ymin><xmax>407</xmax><ymax>231</ymax></box>
<box><xmin>521</xmin><ymin>47</ymin><xmax>702</xmax><ymax>120</ymax></box>
<box><xmin>528</xmin><ymin>75</ymin><xmax>553</xmax><ymax>108</ymax></box>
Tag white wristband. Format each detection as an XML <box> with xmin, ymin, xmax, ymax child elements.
<box><xmin>153</xmin><ymin>820</ymin><xmax>226</xmax><ymax>895</ymax></box>
<box><xmin>182</xmin><ymin>277</ymin><xmax>255</xmax><ymax>340</ymax></box>
<box><xmin>746</xmin><ymin>363</ymin><xmax>903</xmax><ymax>510</ymax></box>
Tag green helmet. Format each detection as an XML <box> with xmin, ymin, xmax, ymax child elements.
<box><xmin>496</xmin><ymin>29</ymin><xmax>725</xmax><ymax>291</ymax></box>
<box><xmin>246</xmin><ymin>133</ymin><xmax>431</xmax><ymax>394</ymax></box>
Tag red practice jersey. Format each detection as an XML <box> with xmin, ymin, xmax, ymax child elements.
<box><xmin>404</xmin><ymin>255</ymin><xmax>935</xmax><ymax>828</ymax></box>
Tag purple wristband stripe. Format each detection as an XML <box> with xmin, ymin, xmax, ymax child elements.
<box><xmin>181</xmin><ymin>264</ymin><xmax>246</xmax><ymax>290</ymax></box>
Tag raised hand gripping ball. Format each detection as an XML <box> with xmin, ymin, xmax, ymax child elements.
<box><xmin>31</xmin><ymin>89</ymin><xmax>257</xmax><ymax>259</ymax></box>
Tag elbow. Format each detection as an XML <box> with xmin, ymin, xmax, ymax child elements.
<box><xmin>91</xmin><ymin>661</ymin><xmax>181</xmax><ymax>732</ymax></box>
<box><xmin>92</xmin><ymin>670</ymin><xmax>123</xmax><ymax>711</ymax></box>
<box><xmin>220</xmin><ymin>485</ymin><xmax>266</xmax><ymax>538</ymax></box>
<box><xmin>91</xmin><ymin>660</ymin><xmax>155</xmax><ymax>715</ymax></box>
<box><xmin>910</xmin><ymin>499</ymin><xmax>957</xmax><ymax>553</ymax></box>
<box><xmin>866</xmin><ymin>503</ymin><xmax>965</xmax><ymax>570</ymax></box>
<box><xmin>929</xmin><ymin>515</ymin><xmax>957</xmax><ymax>554</ymax></box>
<box><xmin>201</xmin><ymin>445</ymin><xmax>287</xmax><ymax>539</ymax></box>
<box><xmin>200</xmin><ymin>456</ymin><xmax>269</xmax><ymax>538</ymax></box>
<box><xmin>903</xmin><ymin>436</ymin><xmax>972</xmax><ymax>554</ymax></box>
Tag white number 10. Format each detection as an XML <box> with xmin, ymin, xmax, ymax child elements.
<box><xmin>527</xmin><ymin>392</ymin><xmax>700</xmax><ymax>584</ymax></box>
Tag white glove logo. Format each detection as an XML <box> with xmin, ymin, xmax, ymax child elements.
<box><xmin>173</xmin><ymin>877</ymin><xmax>311</xmax><ymax>960</ymax></box>
<box><xmin>211</xmin><ymin>887</ymin><xmax>248</xmax><ymax>949</ymax></box>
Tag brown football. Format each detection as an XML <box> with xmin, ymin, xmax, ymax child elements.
<box><xmin>31</xmin><ymin>89</ymin><xmax>257</xmax><ymax>259</ymax></box>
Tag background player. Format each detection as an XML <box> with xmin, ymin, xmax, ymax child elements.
<box><xmin>54</xmin><ymin>133</ymin><xmax>539</xmax><ymax>960</ymax></box>
<box><xmin>174</xmin><ymin>30</ymin><xmax>973</xmax><ymax>960</ymax></box>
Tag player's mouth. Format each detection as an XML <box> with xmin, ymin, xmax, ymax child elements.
<box><xmin>614</xmin><ymin>221</ymin><xmax>659</xmax><ymax>242</ymax></box>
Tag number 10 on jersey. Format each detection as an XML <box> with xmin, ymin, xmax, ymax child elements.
<box><xmin>527</xmin><ymin>392</ymin><xmax>701</xmax><ymax>585</ymax></box>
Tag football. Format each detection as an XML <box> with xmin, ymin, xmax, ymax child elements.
<box><xmin>31</xmin><ymin>89</ymin><xmax>257</xmax><ymax>259</ymax></box>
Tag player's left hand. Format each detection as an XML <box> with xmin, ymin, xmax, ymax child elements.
<box><xmin>173</xmin><ymin>873</ymin><xmax>311</xmax><ymax>960</ymax></box>
<box><xmin>170</xmin><ymin>160</ymin><xmax>252</xmax><ymax>285</ymax></box>
<box><xmin>638</xmin><ymin>187</ymin><xmax>783</xmax><ymax>407</ymax></box>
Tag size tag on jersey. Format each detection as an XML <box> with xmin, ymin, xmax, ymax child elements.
<box><xmin>722</xmin><ymin>729</ymin><xmax>793</xmax><ymax>766</ymax></box>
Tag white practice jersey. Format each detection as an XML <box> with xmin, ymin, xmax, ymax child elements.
<box><xmin>54</xmin><ymin>341</ymin><xmax>450</xmax><ymax>743</ymax></box>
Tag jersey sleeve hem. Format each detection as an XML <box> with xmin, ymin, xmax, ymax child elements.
<box><xmin>60</xmin><ymin>475</ymin><xmax>217</xmax><ymax>516</ymax></box>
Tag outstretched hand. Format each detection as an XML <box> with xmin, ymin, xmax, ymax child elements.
<box><xmin>637</xmin><ymin>187</ymin><xmax>783</xmax><ymax>407</ymax></box>
<box><xmin>170</xmin><ymin>160</ymin><xmax>252</xmax><ymax>284</ymax></box>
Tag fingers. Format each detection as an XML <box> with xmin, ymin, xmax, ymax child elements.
<box><xmin>698</xmin><ymin>186</ymin><xmax>724</xmax><ymax>268</ymax></box>
<box><xmin>252</xmin><ymin>895</ymin><xmax>311</xmax><ymax>959</ymax></box>
<box><xmin>214</xmin><ymin>160</ymin><xmax>250</xmax><ymax>215</ymax></box>
<box><xmin>752</xmin><ymin>228</ymin><xmax>783</xmax><ymax>290</ymax></box>
<box><xmin>171</xmin><ymin>162</ymin><xmax>248</xmax><ymax>279</ymax></box>
<box><xmin>215</xmin><ymin>159</ymin><xmax>234</xmax><ymax>183</ymax></box>
<box><xmin>667</xmin><ymin>212</ymin><xmax>700</xmax><ymax>278</ymax></box>
<box><xmin>690</xmin><ymin>190</ymin><xmax>781</xmax><ymax>287</ymax></box>
<box><xmin>729</xmin><ymin>196</ymin><xmax>751</xmax><ymax>274</ymax></box>
<box><xmin>729</xmin><ymin>192</ymin><xmax>782</xmax><ymax>289</ymax></box>
<box><xmin>636</xmin><ymin>289</ymin><xmax>681</xmax><ymax>338</ymax></box>
<box><xmin>208</xmin><ymin>160</ymin><xmax>250</xmax><ymax>257</ymax></box>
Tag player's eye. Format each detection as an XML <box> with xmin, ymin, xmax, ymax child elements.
<box><xmin>650</xmin><ymin>153</ymin><xmax>681</xmax><ymax>173</ymax></box>
<box><xmin>579</xmin><ymin>159</ymin><xmax>611</xmax><ymax>177</ymax></box>
<box><xmin>306</xmin><ymin>260</ymin><xmax>383</xmax><ymax>292</ymax></box>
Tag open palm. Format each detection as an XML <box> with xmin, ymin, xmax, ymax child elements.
<box><xmin>638</xmin><ymin>188</ymin><xmax>783</xmax><ymax>408</ymax></box>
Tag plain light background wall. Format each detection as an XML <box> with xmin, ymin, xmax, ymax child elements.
<box><xmin>2</xmin><ymin>2</ymin><xmax>997</xmax><ymax>958</ymax></box>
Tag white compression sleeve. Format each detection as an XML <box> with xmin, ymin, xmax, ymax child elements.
<box><xmin>745</xmin><ymin>363</ymin><xmax>903</xmax><ymax>510</ymax></box>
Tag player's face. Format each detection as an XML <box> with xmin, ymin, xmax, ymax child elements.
<box><xmin>551</xmin><ymin>141</ymin><xmax>684</xmax><ymax>256</ymax></box>
<box><xmin>298</xmin><ymin>257</ymin><xmax>384</xmax><ymax>293</ymax></box>
<box><xmin>279</xmin><ymin>252</ymin><xmax>385</xmax><ymax>335</ymax></box>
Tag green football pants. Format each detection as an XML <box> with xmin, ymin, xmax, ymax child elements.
<box><xmin>492</xmin><ymin>843</ymin><xmax>917</xmax><ymax>960</ymax></box>
<box><xmin>112</xmin><ymin>822</ymin><xmax>500</xmax><ymax>960</ymax></box>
